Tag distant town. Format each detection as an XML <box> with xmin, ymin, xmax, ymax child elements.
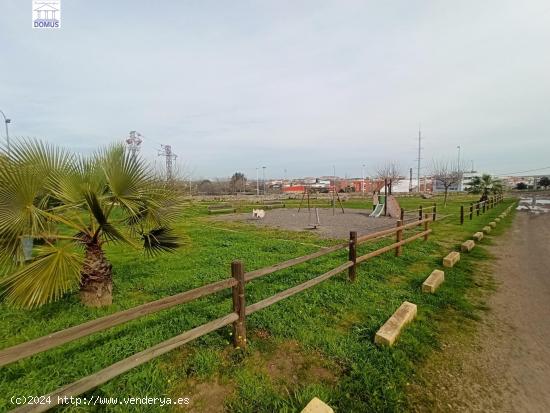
<box><xmin>190</xmin><ymin>173</ymin><xmax>549</xmax><ymax>196</ymax></box>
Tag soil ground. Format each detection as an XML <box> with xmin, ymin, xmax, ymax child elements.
<box><xmin>214</xmin><ymin>208</ymin><xmax>399</xmax><ymax>239</ymax></box>
<box><xmin>408</xmin><ymin>199</ymin><xmax>550</xmax><ymax>412</ymax></box>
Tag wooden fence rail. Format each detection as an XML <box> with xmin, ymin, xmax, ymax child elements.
<box><xmin>4</xmin><ymin>217</ymin><xmax>433</xmax><ymax>413</ymax></box>
<box><xmin>459</xmin><ymin>194</ymin><xmax>504</xmax><ymax>224</ymax></box>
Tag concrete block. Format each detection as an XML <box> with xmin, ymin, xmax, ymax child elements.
<box><xmin>461</xmin><ymin>240</ymin><xmax>475</xmax><ymax>252</ymax></box>
<box><xmin>301</xmin><ymin>398</ymin><xmax>334</xmax><ymax>413</ymax></box>
<box><xmin>473</xmin><ymin>232</ymin><xmax>484</xmax><ymax>241</ymax></box>
<box><xmin>489</xmin><ymin>221</ymin><xmax>497</xmax><ymax>228</ymax></box>
<box><xmin>443</xmin><ymin>251</ymin><xmax>460</xmax><ymax>267</ymax></box>
<box><xmin>375</xmin><ymin>301</ymin><xmax>417</xmax><ymax>346</ymax></box>
<box><xmin>422</xmin><ymin>269</ymin><xmax>445</xmax><ymax>293</ymax></box>
<box><xmin>483</xmin><ymin>226</ymin><xmax>492</xmax><ymax>234</ymax></box>
<box><xmin>495</xmin><ymin>217</ymin><xmax>501</xmax><ymax>222</ymax></box>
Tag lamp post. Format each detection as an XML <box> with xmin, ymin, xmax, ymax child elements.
<box><xmin>256</xmin><ymin>168</ymin><xmax>259</xmax><ymax>196</ymax></box>
<box><xmin>0</xmin><ymin>110</ymin><xmax>11</xmax><ymax>155</ymax></box>
<box><xmin>361</xmin><ymin>163</ymin><xmax>365</xmax><ymax>196</ymax></box>
<box><xmin>262</xmin><ymin>166</ymin><xmax>266</xmax><ymax>195</ymax></box>
<box><xmin>456</xmin><ymin>145</ymin><xmax>461</xmax><ymax>191</ymax></box>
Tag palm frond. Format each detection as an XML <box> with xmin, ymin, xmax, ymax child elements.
<box><xmin>98</xmin><ymin>144</ymin><xmax>153</xmax><ymax>215</ymax></box>
<box><xmin>83</xmin><ymin>190</ymin><xmax>132</xmax><ymax>245</ymax></box>
<box><xmin>6</xmin><ymin>138</ymin><xmax>74</xmax><ymax>175</ymax></box>
<box><xmin>0</xmin><ymin>243</ymin><xmax>83</xmax><ymax>309</ymax></box>
<box><xmin>0</xmin><ymin>161</ymin><xmax>50</xmax><ymax>262</ymax></box>
<box><xmin>48</xmin><ymin>154</ymin><xmax>105</xmax><ymax>207</ymax></box>
<box><xmin>141</xmin><ymin>227</ymin><xmax>180</xmax><ymax>257</ymax></box>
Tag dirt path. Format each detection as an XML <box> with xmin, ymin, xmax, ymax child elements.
<box><xmin>409</xmin><ymin>208</ymin><xmax>550</xmax><ymax>412</ymax></box>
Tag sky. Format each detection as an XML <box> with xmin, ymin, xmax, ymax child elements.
<box><xmin>1</xmin><ymin>0</ymin><xmax>549</xmax><ymax>180</ymax></box>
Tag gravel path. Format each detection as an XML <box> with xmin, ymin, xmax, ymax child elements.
<box><xmin>213</xmin><ymin>208</ymin><xmax>398</xmax><ymax>239</ymax></box>
<box><xmin>409</xmin><ymin>199</ymin><xmax>550</xmax><ymax>412</ymax></box>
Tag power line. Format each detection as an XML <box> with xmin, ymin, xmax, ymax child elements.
<box><xmin>492</xmin><ymin>166</ymin><xmax>550</xmax><ymax>177</ymax></box>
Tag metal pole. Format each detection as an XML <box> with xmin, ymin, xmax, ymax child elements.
<box><xmin>361</xmin><ymin>164</ymin><xmax>365</xmax><ymax>197</ymax></box>
<box><xmin>333</xmin><ymin>165</ymin><xmax>336</xmax><ymax>216</ymax></box>
<box><xmin>262</xmin><ymin>166</ymin><xmax>266</xmax><ymax>195</ymax></box>
<box><xmin>417</xmin><ymin>128</ymin><xmax>421</xmax><ymax>192</ymax></box>
<box><xmin>457</xmin><ymin>145</ymin><xmax>461</xmax><ymax>191</ymax></box>
<box><xmin>256</xmin><ymin>168</ymin><xmax>259</xmax><ymax>196</ymax></box>
<box><xmin>0</xmin><ymin>110</ymin><xmax>11</xmax><ymax>155</ymax></box>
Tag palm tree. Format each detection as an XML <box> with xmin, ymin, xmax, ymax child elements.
<box><xmin>0</xmin><ymin>140</ymin><xmax>183</xmax><ymax>309</ymax></box>
<box><xmin>466</xmin><ymin>174</ymin><xmax>504</xmax><ymax>201</ymax></box>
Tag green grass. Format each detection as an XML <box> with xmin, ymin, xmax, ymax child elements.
<box><xmin>0</xmin><ymin>195</ymin><xmax>516</xmax><ymax>412</ymax></box>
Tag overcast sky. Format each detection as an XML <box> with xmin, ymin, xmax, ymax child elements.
<box><xmin>1</xmin><ymin>0</ymin><xmax>549</xmax><ymax>179</ymax></box>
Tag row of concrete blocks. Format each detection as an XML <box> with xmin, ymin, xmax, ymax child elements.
<box><xmin>372</xmin><ymin>218</ymin><xmax>485</xmax><ymax>348</ymax></box>
<box><xmin>372</xmin><ymin>204</ymin><xmax>516</xmax><ymax>348</ymax></box>
<box><xmin>301</xmin><ymin>206</ymin><xmax>516</xmax><ymax>412</ymax></box>
<box><xmin>482</xmin><ymin>204</ymin><xmax>512</xmax><ymax>234</ymax></box>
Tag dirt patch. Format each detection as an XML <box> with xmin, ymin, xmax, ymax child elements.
<box><xmin>408</xmin><ymin>207</ymin><xmax>550</xmax><ymax>412</ymax></box>
<box><xmin>213</xmin><ymin>208</ymin><xmax>397</xmax><ymax>240</ymax></box>
<box><xmin>180</xmin><ymin>379</ymin><xmax>234</xmax><ymax>413</ymax></box>
<box><xmin>247</xmin><ymin>340</ymin><xmax>339</xmax><ymax>387</ymax></box>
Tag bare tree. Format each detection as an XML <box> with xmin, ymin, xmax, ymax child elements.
<box><xmin>431</xmin><ymin>160</ymin><xmax>461</xmax><ymax>207</ymax></box>
<box><xmin>376</xmin><ymin>162</ymin><xmax>402</xmax><ymax>194</ymax></box>
<box><xmin>230</xmin><ymin>172</ymin><xmax>247</xmax><ymax>193</ymax></box>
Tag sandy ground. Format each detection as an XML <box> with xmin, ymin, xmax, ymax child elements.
<box><xmin>214</xmin><ymin>208</ymin><xmax>399</xmax><ymax>239</ymax></box>
<box><xmin>409</xmin><ymin>200</ymin><xmax>550</xmax><ymax>412</ymax></box>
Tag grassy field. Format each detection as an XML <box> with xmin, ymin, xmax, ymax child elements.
<box><xmin>0</xmin><ymin>194</ymin><xmax>515</xmax><ymax>412</ymax></box>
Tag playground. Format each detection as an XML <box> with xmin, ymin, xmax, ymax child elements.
<box><xmin>215</xmin><ymin>189</ymin><xmax>406</xmax><ymax>240</ymax></box>
<box><xmin>215</xmin><ymin>207</ymin><xmax>398</xmax><ymax>239</ymax></box>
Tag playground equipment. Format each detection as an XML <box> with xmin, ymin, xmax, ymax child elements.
<box><xmin>308</xmin><ymin>207</ymin><xmax>321</xmax><ymax>229</ymax></box>
<box><xmin>385</xmin><ymin>195</ymin><xmax>401</xmax><ymax>218</ymax></box>
<box><xmin>371</xmin><ymin>187</ymin><xmax>401</xmax><ymax>219</ymax></box>
<box><xmin>370</xmin><ymin>203</ymin><xmax>384</xmax><ymax>217</ymax></box>
<box><xmin>298</xmin><ymin>185</ymin><xmax>345</xmax><ymax>215</ymax></box>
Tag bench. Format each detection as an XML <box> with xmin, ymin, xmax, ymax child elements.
<box><xmin>207</xmin><ymin>204</ymin><xmax>236</xmax><ymax>214</ymax></box>
<box><xmin>262</xmin><ymin>200</ymin><xmax>286</xmax><ymax>209</ymax></box>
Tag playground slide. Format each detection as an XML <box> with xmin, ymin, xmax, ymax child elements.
<box><xmin>370</xmin><ymin>203</ymin><xmax>385</xmax><ymax>217</ymax></box>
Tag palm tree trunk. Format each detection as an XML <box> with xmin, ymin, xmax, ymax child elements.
<box><xmin>80</xmin><ymin>241</ymin><xmax>113</xmax><ymax>307</ymax></box>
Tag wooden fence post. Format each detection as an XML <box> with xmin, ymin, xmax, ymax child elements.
<box><xmin>477</xmin><ymin>202</ymin><xmax>480</xmax><ymax>216</ymax></box>
<box><xmin>348</xmin><ymin>231</ymin><xmax>357</xmax><ymax>281</ymax></box>
<box><xmin>424</xmin><ymin>214</ymin><xmax>429</xmax><ymax>241</ymax></box>
<box><xmin>400</xmin><ymin>208</ymin><xmax>404</xmax><ymax>222</ymax></box>
<box><xmin>460</xmin><ymin>205</ymin><xmax>464</xmax><ymax>224</ymax></box>
<box><xmin>482</xmin><ymin>201</ymin><xmax>486</xmax><ymax>214</ymax></box>
<box><xmin>433</xmin><ymin>203</ymin><xmax>437</xmax><ymax>222</ymax></box>
<box><xmin>231</xmin><ymin>260</ymin><xmax>247</xmax><ymax>349</ymax></box>
<box><xmin>395</xmin><ymin>220</ymin><xmax>403</xmax><ymax>256</ymax></box>
<box><xmin>469</xmin><ymin>202</ymin><xmax>473</xmax><ymax>220</ymax></box>
<box><xmin>419</xmin><ymin>205</ymin><xmax>423</xmax><ymax>221</ymax></box>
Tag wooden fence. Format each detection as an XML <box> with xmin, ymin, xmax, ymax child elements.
<box><xmin>2</xmin><ymin>217</ymin><xmax>433</xmax><ymax>413</ymax></box>
<box><xmin>459</xmin><ymin>194</ymin><xmax>504</xmax><ymax>224</ymax></box>
<box><xmin>400</xmin><ymin>204</ymin><xmax>437</xmax><ymax>223</ymax></box>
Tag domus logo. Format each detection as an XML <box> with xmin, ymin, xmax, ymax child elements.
<box><xmin>32</xmin><ymin>0</ymin><xmax>61</xmax><ymax>29</ymax></box>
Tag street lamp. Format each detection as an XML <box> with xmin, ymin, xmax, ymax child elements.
<box><xmin>0</xmin><ymin>110</ymin><xmax>11</xmax><ymax>155</ymax></box>
<box><xmin>361</xmin><ymin>164</ymin><xmax>365</xmax><ymax>196</ymax></box>
<box><xmin>256</xmin><ymin>168</ymin><xmax>259</xmax><ymax>196</ymax></box>
<box><xmin>456</xmin><ymin>145</ymin><xmax>461</xmax><ymax>191</ymax></box>
<box><xmin>262</xmin><ymin>166</ymin><xmax>266</xmax><ymax>195</ymax></box>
